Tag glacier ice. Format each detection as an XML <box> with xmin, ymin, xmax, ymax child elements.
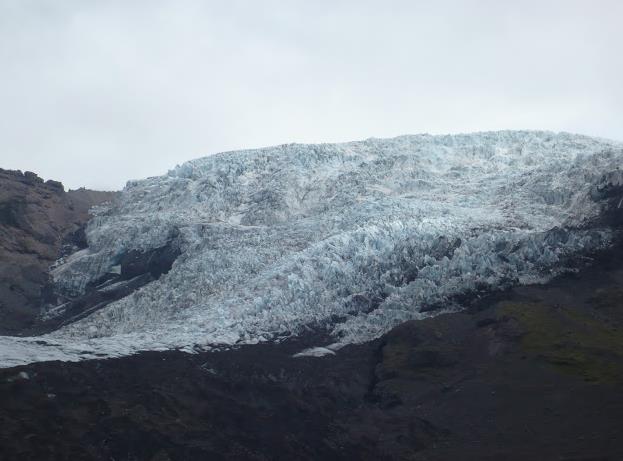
<box><xmin>1</xmin><ymin>130</ymin><xmax>622</xmax><ymax>367</ymax></box>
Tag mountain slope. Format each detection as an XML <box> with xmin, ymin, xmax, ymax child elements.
<box><xmin>2</xmin><ymin>241</ymin><xmax>623</xmax><ymax>460</ymax></box>
<box><xmin>1</xmin><ymin>131</ymin><xmax>622</xmax><ymax>367</ymax></box>
<box><xmin>0</xmin><ymin>169</ymin><xmax>117</xmax><ymax>334</ymax></box>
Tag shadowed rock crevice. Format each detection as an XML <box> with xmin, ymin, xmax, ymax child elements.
<box><xmin>41</xmin><ymin>239</ymin><xmax>182</xmax><ymax>331</ymax></box>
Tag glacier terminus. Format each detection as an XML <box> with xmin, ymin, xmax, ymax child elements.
<box><xmin>1</xmin><ymin>130</ymin><xmax>622</xmax><ymax>367</ymax></box>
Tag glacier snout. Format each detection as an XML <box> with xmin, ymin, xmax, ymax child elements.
<box><xmin>1</xmin><ymin>130</ymin><xmax>622</xmax><ymax>367</ymax></box>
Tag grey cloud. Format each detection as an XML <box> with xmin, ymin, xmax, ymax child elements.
<box><xmin>1</xmin><ymin>0</ymin><xmax>622</xmax><ymax>190</ymax></box>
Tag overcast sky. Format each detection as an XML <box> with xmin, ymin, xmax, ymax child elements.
<box><xmin>1</xmin><ymin>0</ymin><xmax>622</xmax><ymax>190</ymax></box>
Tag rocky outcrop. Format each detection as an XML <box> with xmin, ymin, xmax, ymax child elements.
<box><xmin>592</xmin><ymin>168</ymin><xmax>623</xmax><ymax>227</ymax></box>
<box><xmin>0</xmin><ymin>168</ymin><xmax>117</xmax><ymax>334</ymax></box>
<box><xmin>42</xmin><ymin>240</ymin><xmax>181</xmax><ymax>331</ymax></box>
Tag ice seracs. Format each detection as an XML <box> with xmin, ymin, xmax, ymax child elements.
<box><xmin>0</xmin><ymin>130</ymin><xmax>622</xmax><ymax>367</ymax></box>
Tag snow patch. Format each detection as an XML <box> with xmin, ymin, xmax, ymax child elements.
<box><xmin>293</xmin><ymin>347</ymin><xmax>337</xmax><ymax>358</ymax></box>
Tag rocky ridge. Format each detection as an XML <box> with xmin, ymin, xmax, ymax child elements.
<box><xmin>0</xmin><ymin>168</ymin><xmax>117</xmax><ymax>334</ymax></box>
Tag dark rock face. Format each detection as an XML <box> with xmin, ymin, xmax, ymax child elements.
<box><xmin>118</xmin><ymin>240</ymin><xmax>181</xmax><ymax>281</ymax></box>
<box><xmin>0</xmin><ymin>166</ymin><xmax>181</xmax><ymax>334</ymax></box>
<box><xmin>41</xmin><ymin>241</ymin><xmax>181</xmax><ymax>332</ymax></box>
<box><xmin>591</xmin><ymin>169</ymin><xmax>623</xmax><ymax>227</ymax></box>
<box><xmin>0</xmin><ymin>168</ymin><xmax>117</xmax><ymax>334</ymax></box>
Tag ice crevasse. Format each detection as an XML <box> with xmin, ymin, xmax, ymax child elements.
<box><xmin>1</xmin><ymin>130</ymin><xmax>622</xmax><ymax>367</ymax></box>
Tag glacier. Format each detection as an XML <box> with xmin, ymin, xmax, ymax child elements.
<box><xmin>1</xmin><ymin>130</ymin><xmax>622</xmax><ymax>367</ymax></box>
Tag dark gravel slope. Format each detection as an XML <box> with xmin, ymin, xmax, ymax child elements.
<box><xmin>1</xmin><ymin>243</ymin><xmax>623</xmax><ymax>460</ymax></box>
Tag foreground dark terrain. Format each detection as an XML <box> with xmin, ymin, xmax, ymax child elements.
<box><xmin>1</xmin><ymin>242</ymin><xmax>623</xmax><ymax>460</ymax></box>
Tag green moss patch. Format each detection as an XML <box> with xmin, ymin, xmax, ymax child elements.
<box><xmin>498</xmin><ymin>302</ymin><xmax>623</xmax><ymax>384</ymax></box>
